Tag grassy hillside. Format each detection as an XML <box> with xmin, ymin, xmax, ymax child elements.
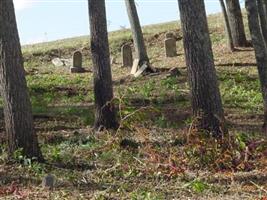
<box><xmin>0</xmin><ymin>12</ymin><xmax>266</xmax><ymax>199</ymax></box>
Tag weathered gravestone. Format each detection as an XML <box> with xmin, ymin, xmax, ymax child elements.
<box><xmin>164</xmin><ymin>32</ymin><xmax>177</xmax><ymax>57</ymax></box>
<box><xmin>52</xmin><ymin>58</ymin><xmax>64</xmax><ymax>67</ymax></box>
<box><xmin>165</xmin><ymin>32</ymin><xmax>174</xmax><ymax>39</ymax></box>
<box><xmin>42</xmin><ymin>174</ymin><xmax>55</xmax><ymax>190</ymax></box>
<box><xmin>121</xmin><ymin>44</ymin><xmax>133</xmax><ymax>67</ymax></box>
<box><xmin>52</xmin><ymin>58</ymin><xmax>72</xmax><ymax>67</ymax></box>
<box><xmin>70</xmin><ymin>51</ymin><xmax>85</xmax><ymax>73</ymax></box>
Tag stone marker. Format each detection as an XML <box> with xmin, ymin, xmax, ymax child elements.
<box><xmin>70</xmin><ymin>51</ymin><xmax>85</xmax><ymax>73</ymax></box>
<box><xmin>165</xmin><ymin>32</ymin><xmax>175</xmax><ymax>39</ymax></box>
<box><xmin>121</xmin><ymin>44</ymin><xmax>133</xmax><ymax>67</ymax></box>
<box><xmin>165</xmin><ymin>38</ymin><xmax>177</xmax><ymax>57</ymax></box>
<box><xmin>73</xmin><ymin>51</ymin><xmax>82</xmax><ymax>67</ymax></box>
<box><xmin>52</xmin><ymin>58</ymin><xmax>72</xmax><ymax>67</ymax></box>
<box><xmin>42</xmin><ymin>174</ymin><xmax>55</xmax><ymax>190</ymax></box>
<box><xmin>165</xmin><ymin>32</ymin><xmax>177</xmax><ymax>57</ymax></box>
<box><xmin>131</xmin><ymin>59</ymin><xmax>140</xmax><ymax>74</ymax></box>
<box><xmin>52</xmin><ymin>58</ymin><xmax>64</xmax><ymax>67</ymax></box>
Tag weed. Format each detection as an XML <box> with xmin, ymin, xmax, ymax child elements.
<box><xmin>140</xmin><ymin>80</ymin><xmax>156</xmax><ymax>99</ymax></box>
<box><xmin>161</xmin><ymin>77</ymin><xmax>179</xmax><ymax>91</ymax></box>
<box><xmin>131</xmin><ymin>189</ymin><xmax>164</xmax><ymax>200</ymax></box>
<box><xmin>50</xmin><ymin>145</ymin><xmax>62</xmax><ymax>162</ymax></box>
<box><xmin>183</xmin><ymin>179</ymin><xmax>210</xmax><ymax>193</ymax></box>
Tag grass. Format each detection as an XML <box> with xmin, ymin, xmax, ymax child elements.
<box><xmin>0</xmin><ymin>12</ymin><xmax>266</xmax><ymax>200</ymax></box>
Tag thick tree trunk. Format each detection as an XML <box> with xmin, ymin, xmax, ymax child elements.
<box><xmin>178</xmin><ymin>0</ymin><xmax>227</xmax><ymax>138</ymax></box>
<box><xmin>225</xmin><ymin>0</ymin><xmax>248</xmax><ymax>47</ymax></box>
<box><xmin>257</xmin><ymin>0</ymin><xmax>267</xmax><ymax>43</ymax></box>
<box><xmin>245</xmin><ymin>0</ymin><xmax>267</xmax><ymax>134</ymax></box>
<box><xmin>125</xmin><ymin>0</ymin><xmax>149</xmax><ymax>66</ymax></box>
<box><xmin>219</xmin><ymin>0</ymin><xmax>235</xmax><ymax>51</ymax></box>
<box><xmin>88</xmin><ymin>0</ymin><xmax>118</xmax><ymax>130</ymax></box>
<box><xmin>0</xmin><ymin>0</ymin><xmax>43</xmax><ymax>160</ymax></box>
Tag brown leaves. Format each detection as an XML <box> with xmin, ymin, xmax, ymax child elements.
<box><xmin>0</xmin><ymin>182</ymin><xmax>29</xmax><ymax>199</ymax></box>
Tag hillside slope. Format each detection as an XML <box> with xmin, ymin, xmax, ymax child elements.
<box><xmin>0</xmin><ymin>12</ymin><xmax>266</xmax><ymax>200</ymax></box>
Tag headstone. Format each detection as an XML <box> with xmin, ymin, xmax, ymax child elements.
<box><xmin>165</xmin><ymin>38</ymin><xmax>177</xmax><ymax>57</ymax></box>
<box><xmin>42</xmin><ymin>174</ymin><xmax>55</xmax><ymax>190</ymax></box>
<box><xmin>131</xmin><ymin>59</ymin><xmax>140</xmax><ymax>74</ymax></box>
<box><xmin>121</xmin><ymin>44</ymin><xmax>133</xmax><ymax>67</ymax></box>
<box><xmin>52</xmin><ymin>58</ymin><xmax>64</xmax><ymax>67</ymax></box>
<box><xmin>52</xmin><ymin>58</ymin><xmax>72</xmax><ymax>67</ymax></box>
<box><xmin>70</xmin><ymin>51</ymin><xmax>85</xmax><ymax>73</ymax></box>
<box><xmin>165</xmin><ymin>32</ymin><xmax>175</xmax><ymax>39</ymax></box>
<box><xmin>73</xmin><ymin>51</ymin><xmax>82</xmax><ymax>67</ymax></box>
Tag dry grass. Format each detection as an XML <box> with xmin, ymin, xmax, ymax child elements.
<box><xmin>0</xmin><ymin>12</ymin><xmax>266</xmax><ymax>200</ymax></box>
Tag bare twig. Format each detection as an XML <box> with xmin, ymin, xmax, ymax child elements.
<box><xmin>250</xmin><ymin>181</ymin><xmax>267</xmax><ymax>194</ymax></box>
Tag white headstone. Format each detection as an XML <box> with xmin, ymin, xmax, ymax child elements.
<box><xmin>70</xmin><ymin>51</ymin><xmax>85</xmax><ymax>73</ymax></box>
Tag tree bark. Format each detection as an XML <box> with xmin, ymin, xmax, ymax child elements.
<box><xmin>125</xmin><ymin>0</ymin><xmax>149</xmax><ymax>66</ymax></box>
<box><xmin>0</xmin><ymin>0</ymin><xmax>43</xmax><ymax>160</ymax></box>
<box><xmin>257</xmin><ymin>0</ymin><xmax>267</xmax><ymax>43</ymax></box>
<box><xmin>219</xmin><ymin>0</ymin><xmax>235</xmax><ymax>51</ymax></box>
<box><xmin>88</xmin><ymin>0</ymin><xmax>118</xmax><ymax>130</ymax></box>
<box><xmin>245</xmin><ymin>0</ymin><xmax>267</xmax><ymax>134</ymax></box>
<box><xmin>178</xmin><ymin>0</ymin><xmax>227</xmax><ymax>138</ymax></box>
<box><xmin>225</xmin><ymin>0</ymin><xmax>248</xmax><ymax>47</ymax></box>
<box><xmin>262</xmin><ymin>0</ymin><xmax>267</xmax><ymax>18</ymax></box>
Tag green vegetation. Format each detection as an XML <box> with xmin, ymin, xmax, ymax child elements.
<box><xmin>0</xmin><ymin>13</ymin><xmax>266</xmax><ymax>200</ymax></box>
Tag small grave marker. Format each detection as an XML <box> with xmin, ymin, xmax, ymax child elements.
<box><xmin>70</xmin><ymin>51</ymin><xmax>85</xmax><ymax>73</ymax></box>
<box><xmin>121</xmin><ymin>44</ymin><xmax>133</xmax><ymax>67</ymax></box>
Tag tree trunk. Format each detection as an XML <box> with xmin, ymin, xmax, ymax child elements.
<box><xmin>219</xmin><ymin>0</ymin><xmax>235</xmax><ymax>51</ymax></box>
<box><xmin>262</xmin><ymin>0</ymin><xmax>267</xmax><ymax>18</ymax></box>
<box><xmin>178</xmin><ymin>0</ymin><xmax>227</xmax><ymax>138</ymax></box>
<box><xmin>225</xmin><ymin>0</ymin><xmax>248</xmax><ymax>47</ymax></box>
<box><xmin>257</xmin><ymin>0</ymin><xmax>267</xmax><ymax>43</ymax></box>
<box><xmin>0</xmin><ymin>0</ymin><xmax>43</xmax><ymax>160</ymax></box>
<box><xmin>88</xmin><ymin>0</ymin><xmax>118</xmax><ymax>130</ymax></box>
<box><xmin>125</xmin><ymin>0</ymin><xmax>149</xmax><ymax>67</ymax></box>
<box><xmin>245</xmin><ymin>0</ymin><xmax>267</xmax><ymax>134</ymax></box>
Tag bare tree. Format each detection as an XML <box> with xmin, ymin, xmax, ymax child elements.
<box><xmin>245</xmin><ymin>0</ymin><xmax>267</xmax><ymax>134</ymax></box>
<box><xmin>88</xmin><ymin>0</ymin><xmax>118</xmax><ymax>130</ymax></box>
<box><xmin>257</xmin><ymin>0</ymin><xmax>267</xmax><ymax>43</ymax></box>
<box><xmin>262</xmin><ymin>0</ymin><xmax>267</xmax><ymax>17</ymax></box>
<box><xmin>219</xmin><ymin>0</ymin><xmax>235</xmax><ymax>51</ymax></box>
<box><xmin>0</xmin><ymin>0</ymin><xmax>43</xmax><ymax>160</ymax></box>
<box><xmin>125</xmin><ymin>0</ymin><xmax>150</xmax><ymax>71</ymax></box>
<box><xmin>178</xmin><ymin>0</ymin><xmax>227</xmax><ymax>137</ymax></box>
<box><xmin>225</xmin><ymin>0</ymin><xmax>248</xmax><ymax>47</ymax></box>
